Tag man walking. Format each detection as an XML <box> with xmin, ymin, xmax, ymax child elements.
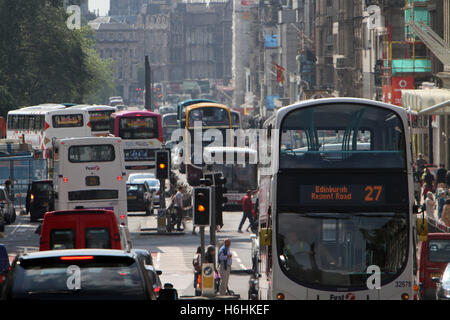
<box><xmin>218</xmin><ymin>239</ymin><xmax>232</xmax><ymax>295</ymax></box>
<box><xmin>238</xmin><ymin>190</ymin><xmax>256</xmax><ymax>233</ymax></box>
<box><xmin>172</xmin><ymin>186</ymin><xmax>184</xmax><ymax>232</ymax></box>
<box><xmin>436</xmin><ymin>164</ymin><xmax>447</xmax><ymax>186</ymax></box>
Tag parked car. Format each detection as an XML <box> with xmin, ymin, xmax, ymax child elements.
<box><xmin>0</xmin><ymin>186</ymin><xmax>15</xmax><ymax>225</ymax></box>
<box><xmin>26</xmin><ymin>180</ymin><xmax>54</xmax><ymax>222</ymax></box>
<box><xmin>0</xmin><ymin>249</ymin><xmax>157</xmax><ymax>300</ymax></box>
<box><xmin>133</xmin><ymin>249</ymin><xmax>163</xmax><ymax>297</ymax></box>
<box><xmin>126</xmin><ymin>181</ymin><xmax>154</xmax><ymax>215</ymax></box>
<box><xmin>417</xmin><ymin>233</ymin><xmax>450</xmax><ymax>299</ymax></box>
<box><xmin>134</xmin><ymin>178</ymin><xmax>160</xmax><ymax>206</ymax></box>
<box><xmin>433</xmin><ymin>263</ymin><xmax>450</xmax><ymax>300</ymax></box>
<box><xmin>0</xmin><ymin>244</ymin><xmax>9</xmax><ymax>291</ymax></box>
<box><xmin>39</xmin><ymin>209</ymin><xmax>131</xmax><ymax>251</ymax></box>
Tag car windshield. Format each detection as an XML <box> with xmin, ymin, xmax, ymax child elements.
<box><xmin>277</xmin><ymin>211</ymin><xmax>408</xmax><ymax>289</ymax></box>
<box><xmin>145</xmin><ymin>180</ymin><xmax>160</xmax><ymax>187</ymax></box>
<box><xmin>127</xmin><ymin>184</ymin><xmax>145</xmax><ymax>193</ymax></box>
<box><xmin>34</xmin><ymin>182</ymin><xmax>52</xmax><ymax>194</ymax></box>
<box><xmin>428</xmin><ymin>240</ymin><xmax>450</xmax><ymax>263</ymax></box>
<box><xmin>129</xmin><ymin>174</ymin><xmax>154</xmax><ymax>181</ymax></box>
<box><xmin>10</xmin><ymin>257</ymin><xmax>147</xmax><ymax>300</ymax></box>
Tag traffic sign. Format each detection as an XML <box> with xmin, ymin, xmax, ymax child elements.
<box><xmin>201</xmin><ymin>263</ymin><xmax>215</xmax><ymax>296</ymax></box>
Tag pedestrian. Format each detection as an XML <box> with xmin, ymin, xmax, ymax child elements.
<box><xmin>446</xmin><ymin>170</ymin><xmax>450</xmax><ymax>188</ymax></box>
<box><xmin>192</xmin><ymin>246</ymin><xmax>202</xmax><ymax>291</ymax></box>
<box><xmin>238</xmin><ymin>190</ymin><xmax>256</xmax><ymax>233</ymax></box>
<box><xmin>441</xmin><ymin>199</ymin><xmax>450</xmax><ymax>227</ymax></box>
<box><xmin>4</xmin><ymin>179</ymin><xmax>11</xmax><ymax>200</ymax></box>
<box><xmin>218</xmin><ymin>239</ymin><xmax>232</xmax><ymax>295</ymax></box>
<box><xmin>416</xmin><ymin>154</ymin><xmax>427</xmax><ymax>174</ymax></box>
<box><xmin>172</xmin><ymin>185</ymin><xmax>184</xmax><ymax>232</ymax></box>
<box><xmin>422</xmin><ymin>168</ymin><xmax>435</xmax><ymax>200</ymax></box>
<box><xmin>437</xmin><ymin>189</ymin><xmax>446</xmax><ymax>219</ymax></box>
<box><xmin>436</xmin><ymin>164</ymin><xmax>447</xmax><ymax>186</ymax></box>
<box><xmin>205</xmin><ymin>245</ymin><xmax>215</xmax><ymax>265</ymax></box>
<box><xmin>425</xmin><ymin>192</ymin><xmax>436</xmax><ymax>220</ymax></box>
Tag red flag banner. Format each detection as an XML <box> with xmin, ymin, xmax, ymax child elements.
<box><xmin>273</xmin><ymin>63</ymin><xmax>285</xmax><ymax>84</ymax></box>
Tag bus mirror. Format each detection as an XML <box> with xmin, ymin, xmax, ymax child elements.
<box><xmin>417</xmin><ymin>218</ymin><xmax>428</xmax><ymax>242</ymax></box>
<box><xmin>260</xmin><ymin>228</ymin><xmax>272</xmax><ymax>247</ymax></box>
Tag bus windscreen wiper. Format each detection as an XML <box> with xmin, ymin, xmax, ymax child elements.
<box><xmin>28</xmin><ymin>289</ymin><xmax>81</xmax><ymax>295</ymax></box>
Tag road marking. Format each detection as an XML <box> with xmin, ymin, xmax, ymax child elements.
<box><xmin>11</xmin><ymin>223</ymin><xmax>22</xmax><ymax>235</ymax></box>
<box><xmin>232</xmin><ymin>251</ymin><xmax>238</xmax><ymax>257</ymax></box>
<box><xmin>240</xmin><ymin>264</ymin><xmax>246</xmax><ymax>269</ymax></box>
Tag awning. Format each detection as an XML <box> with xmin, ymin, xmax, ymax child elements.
<box><xmin>402</xmin><ymin>88</ymin><xmax>450</xmax><ymax>114</ymax></box>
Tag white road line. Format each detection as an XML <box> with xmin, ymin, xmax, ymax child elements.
<box><xmin>11</xmin><ymin>223</ymin><xmax>22</xmax><ymax>235</ymax></box>
<box><xmin>240</xmin><ymin>264</ymin><xmax>246</xmax><ymax>269</ymax></box>
<box><xmin>236</xmin><ymin>257</ymin><xmax>242</xmax><ymax>263</ymax></box>
<box><xmin>232</xmin><ymin>251</ymin><xmax>238</xmax><ymax>257</ymax></box>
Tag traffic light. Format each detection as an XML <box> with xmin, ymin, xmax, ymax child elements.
<box><xmin>215</xmin><ymin>173</ymin><xmax>228</xmax><ymax>207</ymax></box>
<box><xmin>156</xmin><ymin>150</ymin><xmax>170</xmax><ymax>180</ymax></box>
<box><xmin>193</xmin><ymin>187</ymin><xmax>211</xmax><ymax>226</ymax></box>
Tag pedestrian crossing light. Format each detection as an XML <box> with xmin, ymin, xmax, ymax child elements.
<box><xmin>193</xmin><ymin>187</ymin><xmax>211</xmax><ymax>226</ymax></box>
<box><xmin>156</xmin><ymin>150</ymin><xmax>170</xmax><ymax>180</ymax></box>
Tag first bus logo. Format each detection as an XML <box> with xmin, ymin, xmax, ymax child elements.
<box><xmin>85</xmin><ymin>165</ymin><xmax>100</xmax><ymax>171</ymax></box>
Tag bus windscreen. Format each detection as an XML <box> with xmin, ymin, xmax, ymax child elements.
<box><xmin>119</xmin><ymin>116</ymin><xmax>158</xmax><ymax>139</ymax></box>
<box><xmin>279</xmin><ymin>104</ymin><xmax>406</xmax><ymax>169</ymax></box>
<box><xmin>89</xmin><ymin>111</ymin><xmax>114</xmax><ymax>132</ymax></box>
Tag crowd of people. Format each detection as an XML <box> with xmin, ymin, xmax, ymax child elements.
<box><xmin>415</xmin><ymin>154</ymin><xmax>450</xmax><ymax>227</ymax></box>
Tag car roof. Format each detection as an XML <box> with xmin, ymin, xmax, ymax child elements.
<box><xmin>18</xmin><ymin>249</ymin><xmax>135</xmax><ymax>261</ymax></box>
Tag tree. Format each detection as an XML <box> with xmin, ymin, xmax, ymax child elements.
<box><xmin>0</xmin><ymin>0</ymin><xmax>115</xmax><ymax>115</ymax></box>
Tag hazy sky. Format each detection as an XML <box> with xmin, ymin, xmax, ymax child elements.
<box><xmin>88</xmin><ymin>0</ymin><xmax>109</xmax><ymax>16</ymax></box>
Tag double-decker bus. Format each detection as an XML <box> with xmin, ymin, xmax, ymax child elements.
<box><xmin>257</xmin><ymin>98</ymin><xmax>417</xmax><ymax>300</ymax></box>
<box><xmin>70</xmin><ymin>105</ymin><xmax>117</xmax><ymax>137</ymax></box>
<box><xmin>109</xmin><ymin>110</ymin><xmax>163</xmax><ymax>177</ymax></box>
<box><xmin>53</xmin><ymin>137</ymin><xmax>127</xmax><ymax>225</ymax></box>
<box><xmin>7</xmin><ymin>104</ymin><xmax>91</xmax><ymax>158</ymax></box>
<box><xmin>203</xmin><ymin>146</ymin><xmax>258</xmax><ymax>207</ymax></box>
<box><xmin>176</xmin><ymin>99</ymin><xmax>216</xmax><ymax>129</ymax></box>
<box><xmin>162</xmin><ymin>113</ymin><xmax>177</xmax><ymax>143</ymax></box>
<box><xmin>184</xmin><ymin>103</ymin><xmax>232</xmax><ymax>186</ymax></box>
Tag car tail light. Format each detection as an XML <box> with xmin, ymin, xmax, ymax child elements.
<box><xmin>153</xmin><ymin>286</ymin><xmax>161</xmax><ymax>293</ymax></box>
<box><xmin>60</xmin><ymin>256</ymin><xmax>94</xmax><ymax>261</ymax></box>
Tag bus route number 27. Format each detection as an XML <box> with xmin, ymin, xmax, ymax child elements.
<box><xmin>364</xmin><ymin>186</ymin><xmax>383</xmax><ymax>202</ymax></box>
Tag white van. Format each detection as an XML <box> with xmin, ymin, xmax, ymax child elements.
<box><xmin>53</xmin><ymin>137</ymin><xmax>128</xmax><ymax>225</ymax></box>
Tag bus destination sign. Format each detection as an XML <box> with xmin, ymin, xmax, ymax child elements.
<box><xmin>300</xmin><ymin>185</ymin><xmax>385</xmax><ymax>205</ymax></box>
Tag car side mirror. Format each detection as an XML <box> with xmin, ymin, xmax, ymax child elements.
<box><xmin>156</xmin><ymin>270</ymin><xmax>162</xmax><ymax>276</ymax></box>
<box><xmin>431</xmin><ymin>277</ymin><xmax>441</xmax><ymax>284</ymax></box>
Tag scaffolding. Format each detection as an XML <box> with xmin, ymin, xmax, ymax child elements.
<box><xmin>381</xmin><ymin>0</ymin><xmax>432</xmax><ymax>105</ymax></box>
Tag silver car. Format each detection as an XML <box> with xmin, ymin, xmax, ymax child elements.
<box><xmin>133</xmin><ymin>178</ymin><xmax>160</xmax><ymax>206</ymax></box>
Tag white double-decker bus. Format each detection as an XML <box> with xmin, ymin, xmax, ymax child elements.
<box><xmin>69</xmin><ymin>105</ymin><xmax>117</xmax><ymax>137</ymax></box>
<box><xmin>7</xmin><ymin>104</ymin><xmax>91</xmax><ymax>158</ymax></box>
<box><xmin>53</xmin><ymin>137</ymin><xmax>128</xmax><ymax>226</ymax></box>
<box><xmin>257</xmin><ymin>98</ymin><xmax>418</xmax><ymax>300</ymax></box>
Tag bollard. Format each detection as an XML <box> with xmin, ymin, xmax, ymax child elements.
<box><xmin>157</xmin><ymin>208</ymin><xmax>166</xmax><ymax>233</ymax></box>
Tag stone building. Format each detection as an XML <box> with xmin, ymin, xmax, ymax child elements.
<box><xmin>89</xmin><ymin>17</ymin><xmax>143</xmax><ymax>103</ymax></box>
